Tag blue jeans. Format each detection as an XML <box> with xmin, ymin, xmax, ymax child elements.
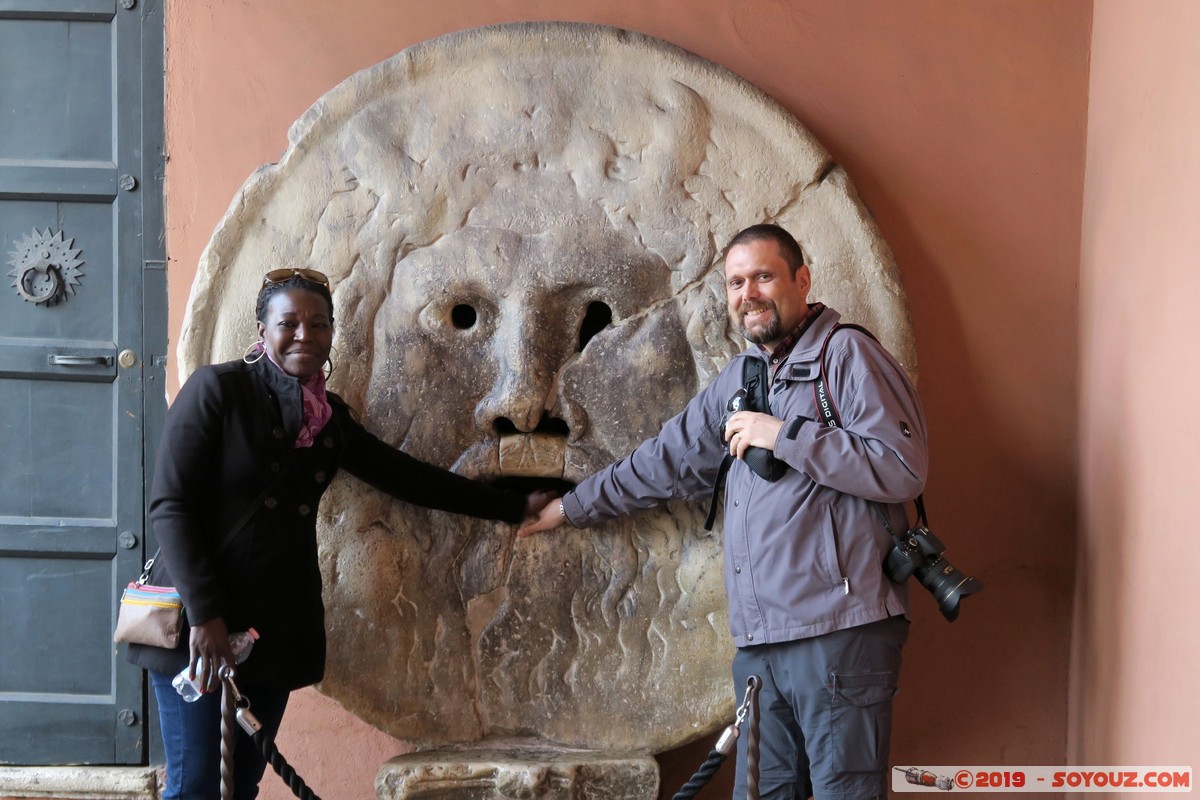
<box><xmin>731</xmin><ymin>617</ymin><xmax>909</xmax><ymax>800</ymax></box>
<box><xmin>150</xmin><ymin>670</ymin><xmax>290</xmax><ymax>800</ymax></box>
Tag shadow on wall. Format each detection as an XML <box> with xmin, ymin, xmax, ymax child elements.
<box><xmin>868</xmin><ymin>179</ymin><xmax>1077</xmax><ymax>769</ymax></box>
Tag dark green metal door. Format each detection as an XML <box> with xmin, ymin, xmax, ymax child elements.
<box><xmin>0</xmin><ymin>0</ymin><xmax>165</xmax><ymax>764</ymax></box>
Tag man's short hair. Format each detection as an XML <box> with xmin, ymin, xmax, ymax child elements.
<box><xmin>724</xmin><ymin>224</ymin><xmax>806</xmax><ymax>276</ymax></box>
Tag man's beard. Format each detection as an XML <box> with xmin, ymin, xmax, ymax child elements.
<box><xmin>735</xmin><ymin>302</ymin><xmax>781</xmax><ymax>345</ymax></box>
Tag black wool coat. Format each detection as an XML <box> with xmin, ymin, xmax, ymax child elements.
<box><xmin>126</xmin><ymin>357</ymin><xmax>525</xmax><ymax>690</ymax></box>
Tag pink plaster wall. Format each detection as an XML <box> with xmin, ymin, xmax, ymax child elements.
<box><xmin>164</xmin><ymin>2</ymin><xmax>1092</xmax><ymax>797</ymax></box>
<box><xmin>1073</xmin><ymin>0</ymin><xmax>1200</xmax><ymax>776</ymax></box>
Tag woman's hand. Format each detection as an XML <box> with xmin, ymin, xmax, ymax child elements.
<box><xmin>188</xmin><ymin>617</ymin><xmax>234</xmax><ymax>694</ymax></box>
<box><xmin>518</xmin><ymin>498</ymin><xmax>567</xmax><ymax>538</ymax></box>
<box><xmin>523</xmin><ymin>490</ymin><xmax>558</xmax><ymax>518</ymax></box>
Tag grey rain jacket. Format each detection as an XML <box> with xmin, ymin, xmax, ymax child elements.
<box><xmin>563</xmin><ymin>307</ymin><xmax>928</xmax><ymax>647</ymax></box>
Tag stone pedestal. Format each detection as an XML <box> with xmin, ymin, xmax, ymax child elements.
<box><xmin>376</xmin><ymin>748</ymin><xmax>659</xmax><ymax>800</ymax></box>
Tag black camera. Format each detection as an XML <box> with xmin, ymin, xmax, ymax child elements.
<box><xmin>884</xmin><ymin>525</ymin><xmax>983</xmax><ymax>622</ymax></box>
<box><xmin>721</xmin><ymin>388</ymin><xmax>787</xmax><ymax>482</ymax></box>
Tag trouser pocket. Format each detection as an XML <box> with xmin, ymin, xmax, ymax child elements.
<box><xmin>826</xmin><ymin>669</ymin><xmax>898</xmax><ymax>773</ymax></box>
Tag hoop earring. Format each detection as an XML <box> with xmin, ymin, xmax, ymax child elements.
<box><xmin>323</xmin><ymin>345</ymin><xmax>337</xmax><ymax>379</ymax></box>
<box><xmin>243</xmin><ymin>339</ymin><xmax>265</xmax><ymax>364</ymax></box>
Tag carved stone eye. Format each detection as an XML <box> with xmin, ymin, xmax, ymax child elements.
<box><xmin>451</xmin><ymin>303</ymin><xmax>477</xmax><ymax>330</ymax></box>
<box><xmin>577</xmin><ymin>301</ymin><xmax>612</xmax><ymax>351</ymax></box>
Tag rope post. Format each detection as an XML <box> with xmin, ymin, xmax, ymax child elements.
<box><xmin>744</xmin><ymin>675</ymin><xmax>761</xmax><ymax>800</ymax></box>
<box><xmin>220</xmin><ymin>678</ymin><xmax>237</xmax><ymax>800</ymax></box>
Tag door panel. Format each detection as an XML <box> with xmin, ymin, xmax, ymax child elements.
<box><xmin>0</xmin><ymin>15</ymin><xmax>113</xmax><ymax>161</ymax></box>
<box><xmin>0</xmin><ymin>200</ymin><xmax>116</xmax><ymax>340</ymax></box>
<box><xmin>0</xmin><ymin>380</ymin><xmax>115</xmax><ymax>518</ymax></box>
<box><xmin>0</xmin><ymin>0</ymin><xmax>164</xmax><ymax>765</ymax></box>
<box><xmin>0</xmin><ymin>556</ymin><xmax>112</xmax><ymax>695</ymax></box>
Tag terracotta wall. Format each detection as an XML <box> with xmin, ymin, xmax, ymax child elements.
<box><xmin>164</xmin><ymin>2</ymin><xmax>1092</xmax><ymax>797</ymax></box>
<box><xmin>1073</xmin><ymin>0</ymin><xmax>1200</xmax><ymax>778</ymax></box>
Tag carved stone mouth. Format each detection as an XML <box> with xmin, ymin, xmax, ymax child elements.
<box><xmin>497</xmin><ymin>432</ymin><xmax>565</xmax><ymax>478</ymax></box>
<box><xmin>452</xmin><ymin>433</ymin><xmax>575</xmax><ymax>493</ymax></box>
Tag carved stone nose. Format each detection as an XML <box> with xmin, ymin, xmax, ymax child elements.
<box><xmin>476</xmin><ymin>350</ymin><xmax>571</xmax><ymax>481</ymax></box>
<box><xmin>472</xmin><ymin>296</ymin><xmax>591</xmax><ymax>487</ymax></box>
<box><xmin>476</xmin><ymin>367</ymin><xmax>552</xmax><ymax>435</ymax></box>
<box><xmin>474</xmin><ymin>305</ymin><xmax>567</xmax><ymax>437</ymax></box>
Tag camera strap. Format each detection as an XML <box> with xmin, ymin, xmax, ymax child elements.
<box><xmin>813</xmin><ymin>322</ymin><xmax>876</xmax><ymax>430</ymax></box>
<box><xmin>813</xmin><ymin>322</ymin><xmax>928</xmax><ymax>527</ymax></box>
<box><xmin>878</xmin><ymin>493</ymin><xmax>929</xmax><ymax>536</ymax></box>
<box><xmin>704</xmin><ymin>455</ymin><xmax>733</xmax><ymax>531</ymax></box>
<box><xmin>704</xmin><ymin>355</ymin><xmax>772</xmax><ymax>531</ymax></box>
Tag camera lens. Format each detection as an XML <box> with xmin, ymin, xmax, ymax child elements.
<box><xmin>914</xmin><ymin>556</ymin><xmax>983</xmax><ymax>622</ymax></box>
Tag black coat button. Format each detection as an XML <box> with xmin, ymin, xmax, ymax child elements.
<box><xmin>264</xmin><ymin>497</ymin><xmax>278</xmax><ymax>510</ymax></box>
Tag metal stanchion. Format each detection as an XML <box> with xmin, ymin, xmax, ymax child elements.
<box><xmin>670</xmin><ymin>675</ymin><xmax>762</xmax><ymax>800</ymax></box>
<box><xmin>220</xmin><ymin>676</ymin><xmax>237</xmax><ymax>800</ymax></box>
<box><xmin>744</xmin><ymin>676</ymin><xmax>761</xmax><ymax>800</ymax></box>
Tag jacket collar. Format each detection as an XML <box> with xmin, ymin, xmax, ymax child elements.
<box><xmin>783</xmin><ymin>305</ymin><xmax>842</xmax><ymax>363</ymax></box>
<box><xmin>251</xmin><ymin>354</ymin><xmax>304</xmax><ymax>443</ymax></box>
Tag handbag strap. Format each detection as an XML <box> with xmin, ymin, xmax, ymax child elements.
<box><xmin>139</xmin><ymin>468</ymin><xmax>292</xmax><ymax>584</ymax></box>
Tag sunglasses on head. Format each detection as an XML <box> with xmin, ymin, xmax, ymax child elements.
<box><xmin>262</xmin><ymin>268</ymin><xmax>330</xmax><ymax>288</ymax></box>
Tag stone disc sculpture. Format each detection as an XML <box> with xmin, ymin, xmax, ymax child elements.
<box><xmin>179</xmin><ymin>21</ymin><xmax>916</xmax><ymax>756</ymax></box>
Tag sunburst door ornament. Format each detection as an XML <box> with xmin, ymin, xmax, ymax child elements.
<box><xmin>7</xmin><ymin>228</ymin><xmax>85</xmax><ymax>306</ymax></box>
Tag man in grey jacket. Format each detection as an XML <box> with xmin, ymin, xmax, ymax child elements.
<box><xmin>519</xmin><ymin>224</ymin><xmax>928</xmax><ymax>800</ymax></box>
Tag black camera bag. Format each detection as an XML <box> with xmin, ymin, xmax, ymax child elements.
<box><xmin>704</xmin><ymin>356</ymin><xmax>789</xmax><ymax>530</ymax></box>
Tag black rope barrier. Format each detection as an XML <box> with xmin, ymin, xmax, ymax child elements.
<box><xmin>218</xmin><ymin>666</ymin><xmax>764</xmax><ymax>800</ymax></box>
<box><xmin>252</xmin><ymin>728</ymin><xmax>322</xmax><ymax>800</ymax></box>
<box><xmin>669</xmin><ymin>675</ymin><xmax>762</xmax><ymax>800</ymax></box>
<box><xmin>218</xmin><ymin>667</ymin><xmax>322</xmax><ymax>800</ymax></box>
<box><xmin>672</xmin><ymin>747</ymin><xmax>731</xmax><ymax>800</ymax></box>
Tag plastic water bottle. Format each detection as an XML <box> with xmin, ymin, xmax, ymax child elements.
<box><xmin>172</xmin><ymin>628</ymin><xmax>259</xmax><ymax>702</ymax></box>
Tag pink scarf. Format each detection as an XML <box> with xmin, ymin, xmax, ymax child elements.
<box><xmin>294</xmin><ymin>369</ymin><xmax>333</xmax><ymax>448</ymax></box>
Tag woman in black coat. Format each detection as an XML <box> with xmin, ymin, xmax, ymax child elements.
<box><xmin>127</xmin><ymin>269</ymin><xmax>549</xmax><ymax>800</ymax></box>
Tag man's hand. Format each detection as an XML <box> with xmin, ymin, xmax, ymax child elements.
<box><xmin>723</xmin><ymin>410</ymin><xmax>784</xmax><ymax>460</ymax></box>
<box><xmin>188</xmin><ymin>617</ymin><xmax>233</xmax><ymax>694</ymax></box>
<box><xmin>518</xmin><ymin>498</ymin><xmax>567</xmax><ymax>538</ymax></box>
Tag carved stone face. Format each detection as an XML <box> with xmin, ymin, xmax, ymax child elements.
<box><xmin>372</xmin><ymin>190</ymin><xmax>676</xmax><ymax>486</ymax></box>
<box><xmin>323</xmin><ymin>176</ymin><xmax>723</xmax><ymax>748</ymax></box>
<box><xmin>180</xmin><ymin>23</ymin><xmax>915</xmax><ymax>753</ymax></box>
